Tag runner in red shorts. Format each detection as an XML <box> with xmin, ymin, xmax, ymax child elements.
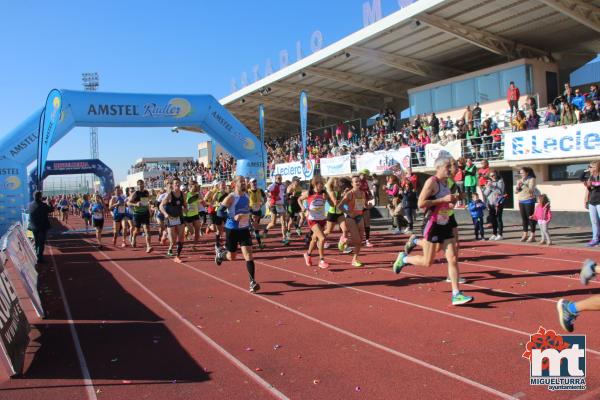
<box><xmin>298</xmin><ymin>176</ymin><xmax>329</xmax><ymax>269</ymax></box>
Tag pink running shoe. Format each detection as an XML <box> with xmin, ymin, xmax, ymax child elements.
<box><xmin>365</xmin><ymin>240</ymin><xmax>374</xmax><ymax>248</ymax></box>
<box><xmin>318</xmin><ymin>259</ymin><xmax>329</xmax><ymax>269</ymax></box>
<box><xmin>304</xmin><ymin>253</ymin><xmax>313</xmax><ymax>267</ymax></box>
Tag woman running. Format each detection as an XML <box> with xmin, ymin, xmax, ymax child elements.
<box><xmin>81</xmin><ymin>194</ymin><xmax>91</xmax><ymax>232</ymax></box>
<box><xmin>90</xmin><ymin>193</ymin><xmax>105</xmax><ymax>247</ymax></box>
<box><xmin>324</xmin><ymin>177</ymin><xmax>351</xmax><ymax>253</ymax></box>
<box><xmin>109</xmin><ymin>187</ymin><xmax>128</xmax><ymax>247</ymax></box>
<box><xmin>286</xmin><ymin>178</ymin><xmax>303</xmax><ymax>238</ymax></box>
<box><xmin>205</xmin><ymin>181</ymin><xmax>229</xmax><ymax>255</ymax></box>
<box><xmin>392</xmin><ymin>155</ymin><xmax>473</xmax><ymax>306</ymax></box>
<box><xmin>160</xmin><ymin>178</ymin><xmax>187</xmax><ymax>262</ymax></box>
<box><xmin>299</xmin><ymin>176</ymin><xmax>329</xmax><ymax>269</ymax></box>
<box><xmin>337</xmin><ymin>175</ymin><xmax>366</xmax><ymax>267</ymax></box>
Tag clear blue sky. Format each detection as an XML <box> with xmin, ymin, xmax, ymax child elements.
<box><xmin>0</xmin><ymin>0</ymin><xmax>403</xmax><ymax>183</ymax></box>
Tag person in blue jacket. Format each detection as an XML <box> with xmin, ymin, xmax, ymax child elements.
<box><xmin>468</xmin><ymin>193</ymin><xmax>486</xmax><ymax>241</ymax></box>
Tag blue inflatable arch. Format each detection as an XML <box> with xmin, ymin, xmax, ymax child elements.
<box><xmin>28</xmin><ymin>159</ymin><xmax>115</xmax><ymax>199</ymax></box>
<box><xmin>0</xmin><ymin>90</ymin><xmax>265</xmax><ymax>234</ymax></box>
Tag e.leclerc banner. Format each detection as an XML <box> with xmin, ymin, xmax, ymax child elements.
<box><xmin>0</xmin><ymin>250</ymin><xmax>30</xmax><ymax>376</ymax></box>
<box><xmin>356</xmin><ymin>148</ymin><xmax>411</xmax><ymax>174</ymax></box>
<box><xmin>273</xmin><ymin>160</ymin><xmax>315</xmax><ymax>182</ymax></box>
<box><xmin>320</xmin><ymin>155</ymin><xmax>351</xmax><ymax>176</ymax></box>
<box><xmin>300</xmin><ymin>91</ymin><xmax>308</xmax><ymax>165</ymax></box>
<box><xmin>504</xmin><ymin>121</ymin><xmax>600</xmax><ymax>161</ymax></box>
<box><xmin>37</xmin><ymin>89</ymin><xmax>62</xmax><ymax>188</ymax></box>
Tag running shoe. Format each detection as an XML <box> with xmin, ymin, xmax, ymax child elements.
<box><xmin>586</xmin><ymin>239</ymin><xmax>599</xmax><ymax>247</ymax></box>
<box><xmin>249</xmin><ymin>281</ymin><xmax>261</xmax><ymax>293</ymax></box>
<box><xmin>445</xmin><ymin>277</ymin><xmax>467</xmax><ymax>284</ymax></box>
<box><xmin>404</xmin><ymin>234</ymin><xmax>418</xmax><ymax>254</ymax></box>
<box><xmin>282</xmin><ymin>238</ymin><xmax>290</xmax><ymax>246</ymax></box>
<box><xmin>174</xmin><ymin>256</ymin><xmax>182</xmax><ymax>264</ymax></box>
<box><xmin>121</xmin><ymin>242</ymin><xmax>127</xmax><ymax>248</ymax></box>
<box><xmin>295</xmin><ymin>228</ymin><xmax>302</xmax><ymax>237</ymax></box>
<box><xmin>318</xmin><ymin>259</ymin><xmax>329</xmax><ymax>269</ymax></box>
<box><xmin>146</xmin><ymin>246</ymin><xmax>153</xmax><ymax>253</ymax></box>
<box><xmin>392</xmin><ymin>252</ymin><xmax>406</xmax><ymax>274</ymax></box>
<box><xmin>285</xmin><ymin>231</ymin><xmax>291</xmax><ymax>239</ymax></box>
<box><xmin>167</xmin><ymin>250</ymin><xmax>174</xmax><ymax>257</ymax></box>
<box><xmin>391</xmin><ymin>228</ymin><xmax>401</xmax><ymax>235</ymax></box>
<box><xmin>215</xmin><ymin>251</ymin><xmax>223</xmax><ymax>266</ymax></box>
<box><xmin>258</xmin><ymin>242</ymin><xmax>266</xmax><ymax>250</ymax></box>
<box><xmin>489</xmin><ymin>235</ymin><xmax>496</xmax><ymax>241</ymax></box>
<box><xmin>324</xmin><ymin>242</ymin><xmax>331</xmax><ymax>249</ymax></box>
<box><xmin>343</xmin><ymin>246</ymin><xmax>354</xmax><ymax>254</ymax></box>
<box><xmin>580</xmin><ymin>259</ymin><xmax>597</xmax><ymax>285</ymax></box>
<box><xmin>365</xmin><ymin>240</ymin><xmax>374</xmax><ymax>248</ymax></box>
<box><xmin>337</xmin><ymin>239</ymin><xmax>347</xmax><ymax>252</ymax></box>
<box><xmin>557</xmin><ymin>299</ymin><xmax>577</xmax><ymax>332</ymax></box>
<box><xmin>451</xmin><ymin>292</ymin><xmax>474</xmax><ymax>306</ymax></box>
<box><xmin>352</xmin><ymin>260</ymin><xmax>363</xmax><ymax>267</ymax></box>
<box><xmin>304</xmin><ymin>253</ymin><xmax>313</xmax><ymax>267</ymax></box>
<box><xmin>494</xmin><ymin>235</ymin><xmax>503</xmax><ymax>240</ymax></box>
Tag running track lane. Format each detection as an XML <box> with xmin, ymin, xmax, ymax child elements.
<box><xmin>79</xmin><ymin>234</ymin><xmax>580</xmax><ymax>400</ymax></box>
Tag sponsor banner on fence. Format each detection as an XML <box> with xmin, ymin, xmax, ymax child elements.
<box><xmin>0</xmin><ymin>265</ymin><xmax>30</xmax><ymax>375</ymax></box>
<box><xmin>273</xmin><ymin>159</ymin><xmax>315</xmax><ymax>181</ymax></box>
<box><xmin>425</xmin><ymin>141</ymin><xmax>462</xmax><ymax>167</ymax></box>
<box><xmin>355</xmin><ymin>148</ymin><xmax>411</xmax><ymax>174</ymax></box>
<box><xmin>320</xmin><ymin>155</ymin><xmax>351</xmax><ymax>176</ymax></box>
<box><xmin>3</xmin><ymin>223</ymin><xmax>43</xmax><ymax>317</ymax></box>
<box><xmin>504</xmin><ymin>121</ymin><xmax>600</xmax><ymax>161</ymax></box>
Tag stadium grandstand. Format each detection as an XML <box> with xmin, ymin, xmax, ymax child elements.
<box><xmin>201</xmin><ymin>0</ymin><xmax>600</xmax><ymax>214</ymax></box>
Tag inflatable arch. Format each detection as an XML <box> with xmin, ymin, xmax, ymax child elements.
<box><xmin>0</xmin><ymin>90</ymin><xmax>265</xmax><ymax>234</ymax></box>
<box><xmin>28</xmin><ymin>159</ymin><xmax>115</xmax><ymax>199</ymax></box>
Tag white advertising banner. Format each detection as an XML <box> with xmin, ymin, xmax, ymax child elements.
<box><xmin>319</xmin><ymin>155</ymin><xmax>351</xmax><ymax>176</ymax></box>
<box><xmin>272</xmin><ymin>160</ymin><xmax>316</xmax><ymax>181</ymax></box>
<box><xmin>425</xmin><ymin>141</ymin><xmax>462</xmax><ymax>167</ymax></box>
<box><xmin>355</xmin><ymin>148</ymin><xmax>411</xmax><ymax>174</ymax></box>
<box><xmin>504</xmin><ymin>121</ymin><xmax>600</xmax><ymax>161</ymax></box>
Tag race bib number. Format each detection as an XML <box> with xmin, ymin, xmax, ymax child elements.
<box><xmin>435</xmin><ymin>208</ymin><xmax>451</xmax><ymax>225</ymax></box>
<box><xmin>237</xmin><ymin>214</ymin><xmax>250</xmax><ymax>228</ymax></box>
<box><xmin>354</xmin><ymin>198</ymin><xmax>365</xmax><ymax>211</ymax></box>
<box><xmin>308</xmin><ymin>202</ymin><xmax>326</xmax><ymax>221</ymax></box>
<box><xmin>188</xmin><ymin>203</ymin><xmax>199</xmax><ymax>213</ymax></box>
<box><xmin>275</xmin><ymin>204</ymin><xmax>285</xmax><ymax>214</ymax></box>
<box><xmin>168</xmin><ymin>217</ymin><xmax>181</xmax><ymax>227</ymax></box>
<box><xmin>117</xmin><ymin>206</ymin><xmax>126</xmax><ymax>214</ymax></box>
<box><xmin>139</xmin><ymin>197</ymin><xmax>149</xmax><ymax>207</ymax></box>
<box><xmin>93</xmin><ymin>211</ymin><xmax>104</xmax><ymax>220</ymax></box>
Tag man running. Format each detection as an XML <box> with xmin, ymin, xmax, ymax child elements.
<box><xmin>215</xmin><ymin>176</ymin><xmax>260</xmax><ymax>293</ymax></box>
<box><xmin>128</xmin><ymin>179</ymin><xmax>153</xmax><ymax>253</ymax></box>
<box><xmin>392</xmin><ymin>156</ymin><xmax>473</xmax><ymax>306</ymax></box>
<box><xmin>264</xmin><ymin>174</ymin><xmax>289</xmax><ymax>245</ymax></box>
<box><xmin>183</xmin><ymin>180</ymin><xmax>202</xmax><ymax>250</ymax></box>
<box><xmin>247</xmin><ymin>178</ymin><xmax>266</xmax><ymax>249</ymax></box>
<box><xmin>58</xmin><ymin>195</ymin><xmax>69</xmax><ymax>223</ymax></box>
<box><xmin>109</xmin><ymin>186</ymin><xmax>129</xmax><ymax>247</ymax></box>
<box><xmin>205</xmin><ymin>181</ymin><xmax>229</xmax><ymax>255</ymax></box>
<box><xmin>557</xmin><ymin>259</ymin><xmax>599</xmax><ymax>332</ymax></box>
<box><xmin>154</xmin><ymin>186</ymin><xmax>169</xmax><ymax>245</ymax></box>
<box><xmin>90</xmin><ymin>193</ymin><xmax>105</xmax><ymax>248</ymax></box>
<box><xmin>160</xmin><ymin>178</ymin><xmax>186</xmax><ymax>262</ymax></box>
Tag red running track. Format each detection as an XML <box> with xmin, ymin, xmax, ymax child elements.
<box><xmin>0</xmin><ymin>217</ymin><xmax>599</xmax><ymax>400</ymax></box>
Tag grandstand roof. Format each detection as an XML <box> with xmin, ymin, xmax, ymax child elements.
<box><xmin>217</xmin><ymin>0</ymin><xmax>600</xmax><ymax>137</ymax></box>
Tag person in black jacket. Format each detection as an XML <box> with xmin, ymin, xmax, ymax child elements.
<box><xmin>28</xmin><ymin>191</ymin><xmax>53</xmax><ymax>263</ymax></box>
<box><xmin>401</xmin><ymin>182</ymin><xmax>418</xmax><ymax>233</ymax></box>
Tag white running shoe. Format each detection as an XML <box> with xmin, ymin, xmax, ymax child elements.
<box><xmin>446</xmin><ymin>277</ymin><xmax>467</xmax><ymax>284</ymax></box>
<box><xmin>489</xmin><ymin>235</ymin><xmax>496</xmax><ymax>241</ymax></box>
<box><xmin>494</xmin><ymin>235</ymin><xmax>503</xmax><ymax>240</ymax></box>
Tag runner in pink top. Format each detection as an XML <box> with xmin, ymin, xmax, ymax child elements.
<box><xmin>299</xmin><ymin>176</ymin><xmax>329</xmax><ymax>269</ymax></box>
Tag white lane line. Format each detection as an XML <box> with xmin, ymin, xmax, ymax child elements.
<box><xmin>48</xmin><ymin>246</ymin><xmax>97</xmax><ymax>400</ymax></box>
<box><xmin>151</xmin><ymin>257</ymin><xmax>518</xmax><ymax>399</ymax></box>
<box><xmin>277</xmin><ymin>249</ymin><xmax>600</xmax><ymax>356</ymax></box>
<box><xmin>94</xmin><ymin>247</ymin><xmax>289</xmax><ymax>400</ymax></box>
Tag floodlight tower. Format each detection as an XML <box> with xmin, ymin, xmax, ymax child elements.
<box><xmin>82</xmin><ymin>73</ymin><xmax>99</xmax><ymax>159</ymax></box>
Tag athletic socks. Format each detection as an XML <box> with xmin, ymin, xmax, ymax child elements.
<box><xmin>246</xmin><ymin>260</ymin><xmax>256</xmax><ymax>282</ymax></box>
<box><xmin>452</xmin><ymin>289</ymin><xmax>460</xmax><ymax>296</ymax></box>
<box><xmin>176</xmin><ymin>242</ymin><xmax>183</xmax><ymax>257</ymax></box>
<box><xmin>568</xmin><ymin>302</ymin><xmax>579</xmax><ymax>314</ymax></box>
<box><xmin>365</xmin><ymin>226</ymin><xmax>371</xmax><ymax>240</ymax></box>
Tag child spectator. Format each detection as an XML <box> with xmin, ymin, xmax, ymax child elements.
<box><xmin>531</xmin><ymin>194</ymin><xmax>553</xmax><ymax>246</ymax></box>
<box><xmin>468</xmin><ymin>193</ymin><xmax>486</xmax><ymax>241</ymax></box>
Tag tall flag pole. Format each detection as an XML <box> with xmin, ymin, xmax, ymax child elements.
<box><xmin>300</xmin><ymin>91</ymin><xmax>308</xmax><ymax>166</ymax></box>
<box><xmin>259</xmin><ymin>104</ymin><xmax>266</xmax><ymax>182</ymax></box>
<box><xmin>37</xmin><ymin>89</ymin><xmax>62</xmax><ymax>190</ymax></box>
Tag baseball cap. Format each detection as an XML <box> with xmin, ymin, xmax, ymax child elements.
<box><xmin>359</xmin><ymin>168</ymin><xmax>371</xmax><ymax>176</ymax></box>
